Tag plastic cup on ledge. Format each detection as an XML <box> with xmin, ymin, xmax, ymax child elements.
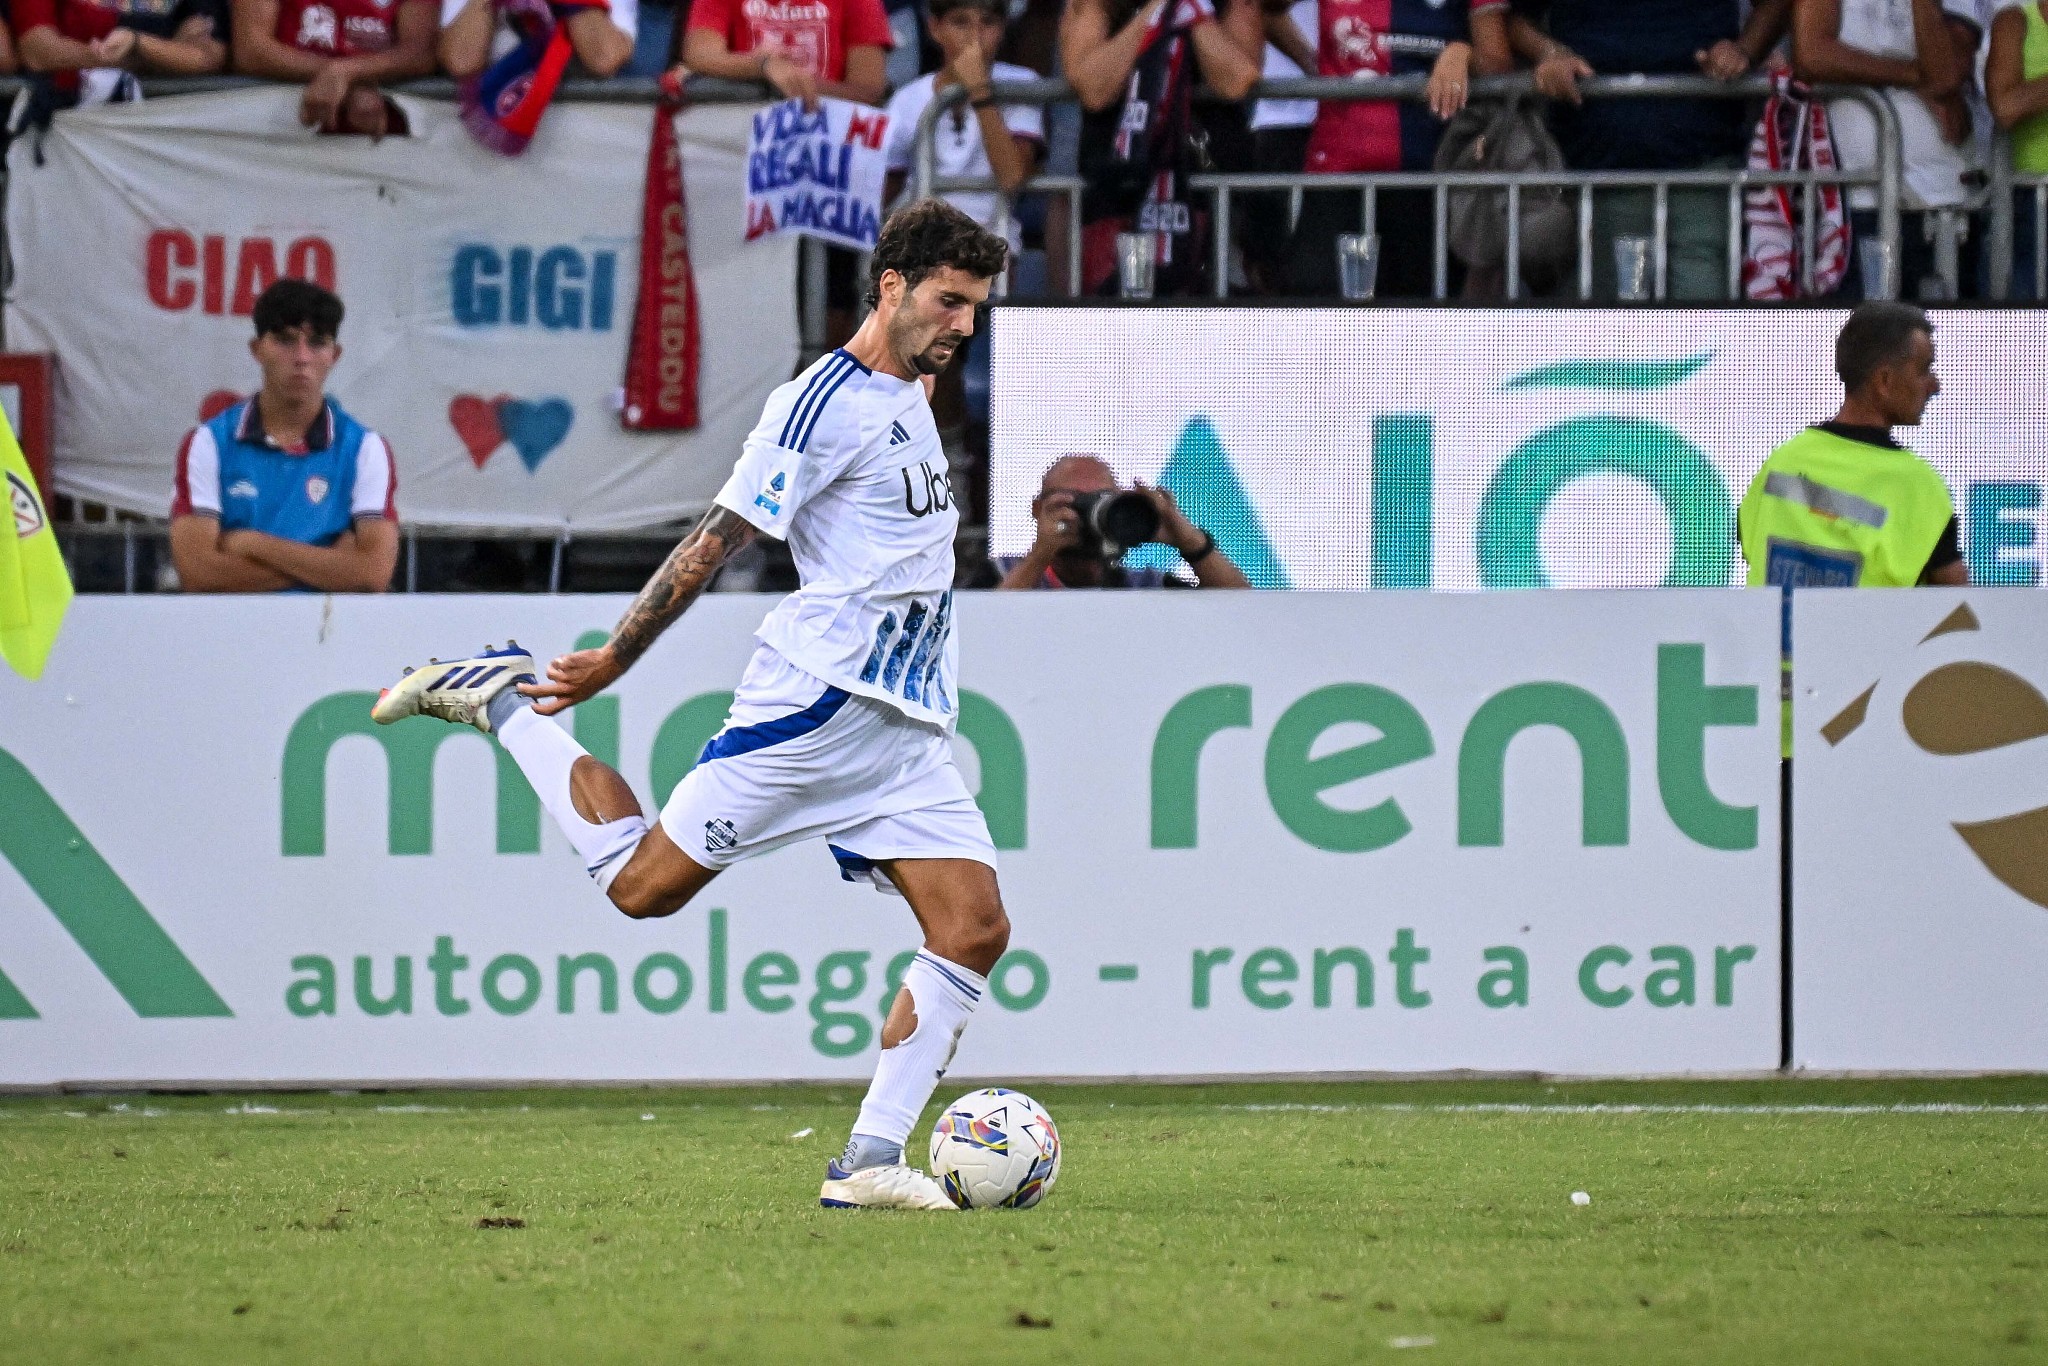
<box><xmin>1337</xmin><ymin>233</ymin><xmax>1381</xmax><ymax>301</ymax></box>
<box><xmin>1614</xmin><ymin>235</ymin><xmax>1653</xmax><ymax>302</ymax></box>
<box><xmin>1116</xmin><ymin>232</ymin><xmax>1156</xmax><ymax>300</ymax></box>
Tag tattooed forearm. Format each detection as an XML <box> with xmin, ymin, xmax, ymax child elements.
<box><xmin>608</xmin><ymin>507</ymin><xmax>757</xmax><ymax>668</ymax></box>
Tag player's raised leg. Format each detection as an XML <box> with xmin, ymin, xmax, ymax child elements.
<box><xmin>370</xmin><ymin>647</ymin><xmax>716</xmax><ymax>919</ymax></box>
<box><xmin>821</xmin><ymin>856</ymin><xmax>1009</xmax><ymax>1210</ymax></box>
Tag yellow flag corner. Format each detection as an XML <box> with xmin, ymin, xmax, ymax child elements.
<box><xmin>0</xmin><ymin>406</ymin><xmax>73</xmax><ymax>680</ymax></box>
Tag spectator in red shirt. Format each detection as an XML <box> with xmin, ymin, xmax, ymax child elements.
<box><xmin>678</xmin><ymin>0</ymin><xmax>891</xmax><ymax>106</ymax></box>
<box><xmin>14</xmin><ymin>0</ymin><xmax>227</xmax><ymax>87</ymax></box>
<box><xmin>1286</xmin><ymin>0</ymin><xmax>1512</xmax><ymax>298</ymax></box>
<box><xmin>232</xmin><ymin>0</ymin><xmax>437</xmax><ymax>138</ymax></box>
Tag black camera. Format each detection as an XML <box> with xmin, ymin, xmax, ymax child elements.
<box><xmin>1066</xmin><ymin>489</ymin><xmax>1161</xmax><ymax>556</ymax></box>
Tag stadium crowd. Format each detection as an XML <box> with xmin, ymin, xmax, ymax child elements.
<box><xmin>8</xmin><ymin>0</ymin><xmax>2041</xmax><ymax>592</ymax></box>
<box><xmin>4</xmin><ymin>0</ymin><xmax>2048</xmax><ymax>302</ymax></box>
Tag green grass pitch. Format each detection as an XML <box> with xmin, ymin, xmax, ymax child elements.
<box><xmin>3</xmin><ymin>1078</ymin><xmax>2046</xmax><ymax>1364</ymax></box>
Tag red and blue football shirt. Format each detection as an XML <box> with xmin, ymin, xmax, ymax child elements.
<box><xmin>1304</xmin><ymin>0</ymin><xmax>1506</xmax><ymax>174</ymax></box>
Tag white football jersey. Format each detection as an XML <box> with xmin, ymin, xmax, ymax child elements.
<box><xmin>714</xmin><ymin>348</ymin><xmax>961</xmax><ymax>727</ymax></box>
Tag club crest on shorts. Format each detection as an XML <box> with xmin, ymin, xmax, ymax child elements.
<box><xmin>704</xmin><ymin>818</ymin><xmax>738</xmax><ymax>854</ymax></box>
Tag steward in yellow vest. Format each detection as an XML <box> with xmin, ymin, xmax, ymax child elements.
<box><xmin>1740</xmin><ymin>302</ymin><xmax>1969</xmax><ymax>755</ymax></box>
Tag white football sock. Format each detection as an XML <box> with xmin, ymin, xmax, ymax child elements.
<box><xmin>496</xmin><ymin>705</ymin><xmax>647</xmax><ymax>893</ymax></box>
<box><xmin>851</xmin><ymin>949</ymin><xmax>986</xmax><ymax>1149</ymax></box>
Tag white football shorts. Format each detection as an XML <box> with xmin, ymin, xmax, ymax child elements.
<box><xmin>657</xmin><ymin>645</ymin><xmax>996</xmax><ymax>890</ymax></box>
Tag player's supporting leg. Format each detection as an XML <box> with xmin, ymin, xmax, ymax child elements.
<box><xmin>372</xmin><ymin>645</ymin><xmax>715</xmax><ymax>918</ymax></box>
<box><xmin>821</xmin><ymin>858</ymin><xmax>1008</xmax><ymax>1208</ymax></box>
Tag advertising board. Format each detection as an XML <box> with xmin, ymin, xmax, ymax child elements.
<box><xmin>1791</xmin><ymin>589</ymin><xmax>2048</xmax><ymax>1070</ymax></box>
<box><xmin>0</xmin><ymin>592</ymin><xmax>1781</xmax><ymax>1084</ymax></box>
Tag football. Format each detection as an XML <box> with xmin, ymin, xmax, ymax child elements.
<box><xmin>928</xmin><ymin>1088</ymin><xmax>1062</xmax><ymax>1210</ymax></box>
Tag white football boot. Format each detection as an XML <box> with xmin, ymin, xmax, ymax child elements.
<box><xmin>819</xmin><ymin>1158</ymin><xmax>959</xmax><ymax>1211</ymax></box>
<box><xmin>371</xmin><ymin>643</ymin><xmax>536</xmax><ymax>733</ymax></box>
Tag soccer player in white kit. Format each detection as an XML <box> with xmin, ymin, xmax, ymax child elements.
<box><xmin>371</xmin><ymin>201</ymin><xmax>1012</xmax><ymax>1210</ymax></box>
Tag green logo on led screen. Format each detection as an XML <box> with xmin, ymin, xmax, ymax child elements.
<box><xmin>1478</xmin><ymin>353</ymin><xmax>1731</xmax><ymax>588</ymax></box>
<box><xmin>1161</xmin><ymin>352</ymin><xmax>1737</xmax><ymax>589</ymax></box>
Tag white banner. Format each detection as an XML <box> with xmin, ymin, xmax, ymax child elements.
<box><xmin>992</xmin><ymin>308</ymin><xmax>2048</xmax><ymax>591</ymax></box>
<box><xmin>4</xmin><ymin>90</ymin><xmax>798</xmax><ymax>531</ymax></box>
<box><xmin>0</xmin><ymin>592</ymin><xmax>1781</xmax><ymax>1085</ymax></box>
<box><xmin>744</xmin><ymin>98</ymin><xmax>891</xmax><ymax>251</ymax></box>
<box><xmin>1792</xmin><ymin>589</ymin><xmax>2048</xmax><ymax>1071</ymax></box>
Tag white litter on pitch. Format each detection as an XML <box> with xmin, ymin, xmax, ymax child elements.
<box><xmin>1389</xmin><ymin>1336</ymin><xmax>1437</xmax><ymax>1349</ymax></box>
<box><xmin>1571</xmin><ymin>1190</ymin><xmax>1592</xmax><ymax>1206</ymax></box>
<box><xmin>790</xmin><ymin>1127</ymin><xmax>814</xmax><ymax>1139</ymax></box>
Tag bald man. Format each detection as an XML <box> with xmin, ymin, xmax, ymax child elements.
<box><xmin>996</xmin><ymin>455</ymin><xmax>1252</xmax><ymax>590</ymax></box>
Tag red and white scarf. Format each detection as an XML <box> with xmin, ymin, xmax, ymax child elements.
<box><xmin>1742</xmin><ymin>73</ymin><xmax>1851</xmax><ymax>300</ymax></box>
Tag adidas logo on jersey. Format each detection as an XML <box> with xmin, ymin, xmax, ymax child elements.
<box><xmin>889</xmin><ymin>421</ymin><xmax>910</xmax><ymax>446</ymax></box>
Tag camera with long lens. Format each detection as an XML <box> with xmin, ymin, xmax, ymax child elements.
<box><xmin>1065</xmin><ymin>489</ymin><xmax>1161</xmax><ymax>557</ymax></box>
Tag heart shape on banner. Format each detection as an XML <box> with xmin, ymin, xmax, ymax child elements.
<box><xmin>448</xmin><ymin>394</ymin><xmax>573</xmax><ymax>473</ymax></box>
<box><xmin>499</xmin><ymin>398</ymin><xmax>575</xmax><ymax>473</ymax></box>
<box><xmin>449</xmin><ymin>394</ymin><xmax>511</xmax><ymax>468</ymax></box>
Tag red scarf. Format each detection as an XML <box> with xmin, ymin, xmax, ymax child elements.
<box><xmin>621</xmin><ymin>85</ymin><xmax>703</xmax><ymax>431</ymax></box>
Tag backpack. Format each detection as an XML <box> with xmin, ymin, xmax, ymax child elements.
<box><xmin>1433</xmin><ymin>95</ymin><xmax>1577</xmax><ymax>298</ymax></box>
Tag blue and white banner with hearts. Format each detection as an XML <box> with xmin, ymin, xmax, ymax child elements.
<box><xmin>5</xmin><ymin>90</ymin><xmax>799</xmax><ymax>531</ymax></box>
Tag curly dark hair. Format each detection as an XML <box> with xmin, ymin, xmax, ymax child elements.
<box><xmin>863</xmin><ymin>199</ymin><xmax>1009</xmax><ymax>308</ymax></box>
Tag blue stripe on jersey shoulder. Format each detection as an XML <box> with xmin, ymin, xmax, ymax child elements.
<box><xmin>697</xmin><ymin>685</ymin><xmax>852</xmax><ymax>766</ymax></box>
<box><xmin>779</xmin><ymin>355</ymin><xmax>852</xmax><ymax>449</ymax></box>
<box><xmin>792</xmin><ymin>359</ymin><xmax>863</xmax><ymax>454</ymax></box>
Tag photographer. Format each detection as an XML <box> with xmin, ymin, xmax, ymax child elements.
<box><xmin>996</xmin><ymin>455</ymin><xmax>1251</xmax><ymax>589</ymax></box>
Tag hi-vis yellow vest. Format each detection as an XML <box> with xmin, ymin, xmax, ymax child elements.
<box><xmin>1739</xmin><ymin>427</ymin><xmax>1954</xmax><ymax>590</ymax></box>
<box><xmin>1739</xmin><ymin>426</ymin><xmax>1955</xmax><ymax>755</ymax></box>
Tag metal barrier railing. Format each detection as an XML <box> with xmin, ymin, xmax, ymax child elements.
<box><xmin>53</xmin><ymin>516</ymin><xmax>697</xmax><ymax>594</ymax></box>
<box><xmin>912</xmin><ymin>73</ymin><xmax>1910</xmax><ymax>301</ymax></box>
<box><xmin>51</xmin><ymin>514</ymin><xmax>1002</xmax><ymax>593</ymax></box>
<box><xmin>1983</xmin><ymin>145</ymin><xmax>2048</xmax><ymax>301</ymax></box>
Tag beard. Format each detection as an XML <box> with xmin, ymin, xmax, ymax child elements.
<box><xmin>909</xmin><ymin>333</ymin><xmax>963</xmax><ymax>376</ymax></box>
